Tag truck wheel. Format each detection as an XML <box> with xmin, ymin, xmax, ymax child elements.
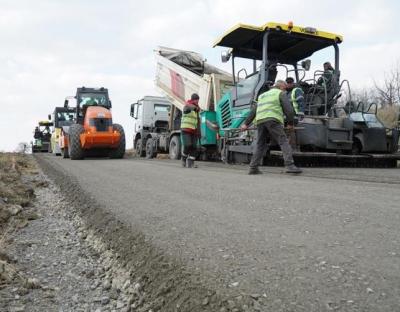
<box><xmin>136</xmin><ymin>138</ymin><xmax>145</xmax><ymax>157</ymax></box>
<box><xmin>169</xmin><ymin>135</ymin><xmax>181</xmax><ymax>160</ymax></box>
<box><xmin>69</xmin><ymin>124</ymin><xmax>85</xmax><ymax>160</ymax></box>
<box><xmin>110</xmin><ymin>124</ymin><xmax>126</xmax><ymax>159</ymax></box>
<box><xmin>145</xmin><ymin>139</ymin><xmax>156</xmax><ymax>159</ymax></box>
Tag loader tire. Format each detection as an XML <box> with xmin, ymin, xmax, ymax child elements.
<box><xmin>69</xmin><ymin>124</ymin><xmax>85</xmax><ymax>160</ymax></box>
<box><xmin>110</xmin><ymin>124</ymin><xmax>126</xmax><ymax>159</ymax></box>
<box><xmin>169</xmin><ymin>135</ymin><xmax>181</xmax><ymax>160</ymax></box>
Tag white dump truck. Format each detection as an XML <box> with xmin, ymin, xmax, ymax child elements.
<box><xmin>150</xmin><ymin>46</ymin><xmax>233</xmax><ymax>159</ymax></box>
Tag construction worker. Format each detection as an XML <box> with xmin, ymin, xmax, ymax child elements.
<box><xmin>241</xmin><ymin>80</ymin><xmax>302</xmax><ymax>174</ymax></box>
<box><xmin>34</xmin><ymin>126</ymin><xmax>42</xmax><ymax>139</ymax></box>
<box><xmin>318</xmin><ymin>61</ymin><xmax>335</xmax><ymax>88</ymax></box>
<box><xmin>285</xmin><ymin>77</ymin><xmax>304</xmax><ymax>151</ymax></box>
<box><xmin>285</xmin><ymin>77</ymin><xmax>305</xmax><ymax>115</ymax></box>
<box><xmin>181</xmin><ymin>93</ymin><xmax>200</xmax><ymax>168</ymax></box>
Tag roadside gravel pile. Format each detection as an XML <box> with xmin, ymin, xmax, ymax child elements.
<box><xmin>0</xmin><ymin>155</ymin><xmax>147</xmax><ymax>311</ymax></box>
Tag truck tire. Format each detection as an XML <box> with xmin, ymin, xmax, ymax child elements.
<box><xmin>145</xmin><ymin>138</ymin><xmax>156</xmax><ymax>159</ymax></box>
<box><xmin>169</xmin><ymin>135</ymin><xmax>181</xmax><ymax>160</ymax></box>
<box><xmin>69</xmin><ymin>124</ymin><xmax>85</xmax><ymax>160</ymax></box>
<box><xmin>110</xmin><ymin>124</ymin><xmax>126</xmax><ymax>159</ymax></box>
<box><xmin>136</xmin><ymin>138</ymin><xmax>145</xmax><ymax>157</ymax></box>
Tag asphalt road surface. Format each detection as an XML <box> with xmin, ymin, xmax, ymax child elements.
<box><xmin>38</xmin><ymin>154</ymin><xmax>400</xmax><ymax>311</ymax></box>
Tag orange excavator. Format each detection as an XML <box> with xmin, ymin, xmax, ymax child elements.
<box><xmin>63</xmin><ymin>87</ymin><xmax>125</xmax><ymax>160</ymax></box>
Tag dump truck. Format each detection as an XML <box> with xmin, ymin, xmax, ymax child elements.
<box><xmin>62</xmin><ymin>87</ymin><xmax>125</xmax><ymax>160</ymax></box>
<box><xmin>152</xmin><ymin>46</ymin><xmax>233</xmax><ymax>160</ymax></box>
<box><xmin>32</xmin><ymin>121</ymin><xmax>53</xmax><ymax>153</ymax></box>
<box><xmin>48</xmin><ymin>106</ymin><xmax>76</xmax><ymax>156</ymax></box>
<box><xmin>154</xmin><ymin>22</ymin><xmax>400</xmax><ymax>167</ymax></box>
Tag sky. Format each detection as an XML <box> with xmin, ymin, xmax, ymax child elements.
<box><xmin>1</xmin><ymin>0</ymin><xmax>399</xmax><ymax>151</ymax></box>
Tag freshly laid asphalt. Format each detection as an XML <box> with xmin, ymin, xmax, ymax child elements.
<box><xmin>38</xmin><ymin>154</ymin><xmax>400</xmax><ymax>311</ymax></box>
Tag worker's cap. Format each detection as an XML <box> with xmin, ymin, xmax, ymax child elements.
<box><xmin>191</xmin><ymin>93</ymin><xmax>200</xmax><ymax>101</ymax></box>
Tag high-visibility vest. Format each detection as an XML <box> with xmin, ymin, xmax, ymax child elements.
<box><xmin>290</xmin><ymin>87</ymin><xmax>303</xmax><ymax>114</ymax></box>
<box><xmin>181</xmin><ymin>110</ymin><xmax>198</xmax><ymax>130</ymax></box>
<box><xmin>256</xmin><ymin>88</ymin><xmax>284</xmax><ymax>124</ymax></box>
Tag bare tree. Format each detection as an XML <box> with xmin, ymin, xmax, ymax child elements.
<box><xmin>374</xmin><ymin>61</ymin><xmax>400</xmax><ymax>107</ymax></box>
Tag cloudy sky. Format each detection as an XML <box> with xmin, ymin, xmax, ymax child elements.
<box><xmin>1</xmin><ymin>0</ymin><xmax>399</xmax><ymax>151</ymax></box>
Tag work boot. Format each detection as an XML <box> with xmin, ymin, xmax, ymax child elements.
<box><xmin>248</xmin><ymin>167</ymin><xmax>262</xmax><ymax>175</ymax></box>
<box><xmin>285</xmin><ymin>164</ymin><xmax>302</xmax><ymax>174</ymax></box>
<box><xmin>186</xmin><ymin>157</ymin><xmax>197</xmax><ymax>168</ymax></box>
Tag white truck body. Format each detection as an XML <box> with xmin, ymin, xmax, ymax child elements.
<box><xmin>154</xmin><ymin>46</ymin><xmax>233</xmax><ymax>112</ymax></box>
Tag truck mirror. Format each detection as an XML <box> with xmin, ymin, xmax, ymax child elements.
<box><xmin>48</xmin><ymin>114</ymin><xmax>51</xmax><ymax>121</ymax></box>
<box><xmin>221</xmin><ymin>50</ymin><xmax>231</xmax><ymax>63</ymax></box>
<box><xmin>64</xmin><ymin>99</ymin><xmax>68</xmax><ymax>108</ymax></box>
<box><xmin>130</xmin><ymin>104</ymin><xmax>134</xmax><ymax>117</ymax></box>
<box><xmin>130</xmin><ymin>103</ymin><xmax>138</xmax><ymax>119</ymax></box>
<box><xmin>301</xmin><ymin>59</ymin><xmax>311</xmax><ymax>71</ymax></box>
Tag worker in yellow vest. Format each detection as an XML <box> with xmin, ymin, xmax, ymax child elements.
<box><xmin>180</xmin><ymin>93</ymin><xmax>201</xmax><ymax>168</ymax></box>
<box><xmin>286</xmin><ymin>77</ymin><xmax>304</xmax><ymax>150</ymax></box>
<box><xmin>286</xmin><ymin>77</ymin><xmax>305</xmax><ymax>115</ymax></box>
<box><xmin>241</xmin><ymin>80</ymin><xmax>302</xmax><ymax>174</ymax></box>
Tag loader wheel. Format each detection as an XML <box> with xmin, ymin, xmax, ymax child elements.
<box><xmin>109</xmin><ymin>124</ymin><xmax>126</xmax><ymax>159</ymax></box>
<box><xmin>145</xmin><ymin>138</ymin><xmax>156</xmax><ymax>159</ymax></box>
<box><xmin>62</xmin><ymin>147</ymin><xmax>69</xmax><ymax>159</ymax></box>
<box><xmin>136</xmin><ymin>138</ymin><xmax>145</xmax><ymax>157</ymax></box>
<box><xmin>169</xmin><ymin>135</ymin><xmax>181</xmax><ymax>160</ymax></box>
<box><xmin>69</xmin><ymin>124</ymin><xmax>85</xmax><ymax>160</ymax></box>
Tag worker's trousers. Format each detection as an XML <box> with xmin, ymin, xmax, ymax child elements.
<box><xmin>249</xmin><ymin>119</ymin><xmax>294</xmax><ymax>168</ymax></box>
<box><xmin>181</xmin><ymin>131</ymin><xmax>197</xmax><ymax>158</ymax></box>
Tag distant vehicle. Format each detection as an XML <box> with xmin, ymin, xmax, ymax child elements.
<box><xmin>48</xmin><ymin>106</ymin><xmax>76</xmax><ymax>156</ymax></box>
<box><xmin>130</xmin><ymin>96</ymin><xmax>172</xmax><ymax>158</ymax></box>
<box><xmin>63</xmin><ymin>87</ymin><xmax>125</xmax><ymax>160</ymax></box>
<box><xmin>32</xmin><ymin>121</ymin><xmax>53</xmax><ymax>153</ymax></box>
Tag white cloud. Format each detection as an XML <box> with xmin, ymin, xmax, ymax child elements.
<box><xmin>0</xmin><ymin>0</ymin><xmax>399</xmax><ymax>151</ymax></box>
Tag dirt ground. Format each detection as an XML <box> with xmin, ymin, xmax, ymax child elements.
<box><xmin>0</xmin><ymin>155</ymin><xmax>155</xmax><ymax>311</ymax></box>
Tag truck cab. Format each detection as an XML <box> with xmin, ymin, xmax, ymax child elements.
<box><xmin>130</xmin><ymin>96</ymin><xmax>171</xmax><ymax>157</ymax></box>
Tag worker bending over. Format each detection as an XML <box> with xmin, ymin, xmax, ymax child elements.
<box><xmin>241</xmin><ymin>80</ymin><xmax>302</xmax><ymax>175</ymax></box>
<box><xmin>181</xmin><ymin>93</ymin><xmax>201</xmax><ymax>168</ymax></box>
